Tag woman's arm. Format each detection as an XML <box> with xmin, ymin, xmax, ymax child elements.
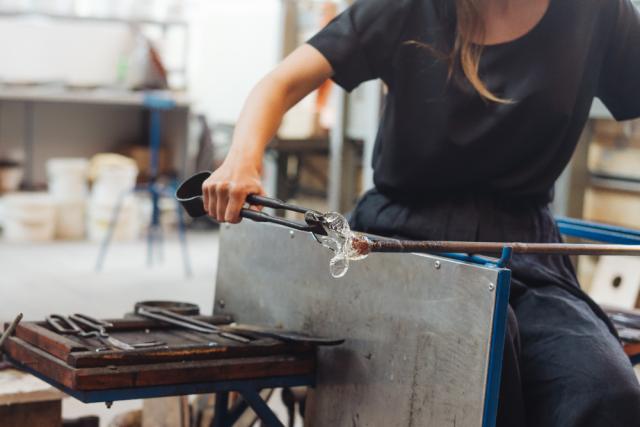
<box><xmin>202</xmin><ymin>44</ymin><xmax>333</xmax><ymax>223</ymax></box>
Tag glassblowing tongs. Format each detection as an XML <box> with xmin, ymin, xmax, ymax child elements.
<box><xmin>176</xmin><ymin>171</ymin><xmax>327</xmax><ymax>235</ymax></box>
<box><xmin>241</xmin><ymin>194</ymin><xmax>327</xmax><ymax>235</ymax></box>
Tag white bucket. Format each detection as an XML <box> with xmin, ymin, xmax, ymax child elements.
<box><xmin>54</xmin><ymin>199</ymin><xmax>86</xmax><ymax>240</ymax></box>
<box><xmin>3</xmin><ymin>192</ymin><xmax>56</xmax><ymax>242</ymax></box>
<box><xmin>0</xmin><ymin>165</ymin><xmax>23</xmax><ymax>193</ymax></box>
<box><xmin>47</xmin><ymin>158</ymin><xmax>89</xmax><ymax>200</ymax></box>
<box><xmin>91</xmin><ymin>164</ymin><xmax>138</xmax><ymax>201</ymax></box>
<box><xmin>87</xmin><ymin>195</ymin><xmax>139</xmax><ymax>242</ymax></box>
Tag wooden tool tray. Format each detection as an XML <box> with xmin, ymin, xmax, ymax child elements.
<box><xmin>3</xmin><ymin>316</ymin><xmax>316</xmax><ymax>392</ymax></box>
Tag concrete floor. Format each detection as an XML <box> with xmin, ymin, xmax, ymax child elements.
<box><xmin>0</xmin><ymin>231</ymin><xmax>218</xmax><ymax>322</ymax></box>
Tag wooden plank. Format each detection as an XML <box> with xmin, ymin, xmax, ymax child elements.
<box><xmin>0</xmin><ymin>369</ymin><xmax>65</xmax><ymax>405</ymax></box>
<box><xmin>73</xmin><ymin>355</ymin><xmax>316</xmax><ymax>390</ymax></box>
<box><xmin>67</xmin><ymin>340</ymin><xmax>312</xmax><ymax>368</ymax></box>
<box><xmin>6</xmin><ymin>336</ymin><xmax>316</xmax><ymax>392</ymax></box>
<box><xmin>0</xmin><ymin>399</ymin><xmax>62</xmax><ymax>427</ymax></box>
<box><xmin>11</xmin><ymin>317</ymin><xmax>316</xmax><ymax>369</ymax></box>
<box><xmin>12</xmin><ymin>315</ymin><xmax>235</xmax><ymax>366</ymax></box>
<box><xmin>584</xmin><ymin>187</ymin><xmax>640</xmax><ymax>230</ymax></box>
<box><xmin>15</xmin><ymin>322</ymin><xmax>88</xmax><ymax>362</ymax></box>
<box><xmin>4</xmin><ymin>338</ymin><xmax>75</xmax><ymax>389</ymax></box>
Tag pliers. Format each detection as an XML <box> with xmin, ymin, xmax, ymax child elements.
<box><xmin>176</xmin><ymin>171</ymin><xmax>327</xmax><ymax>235</ymax></box>
<box><xmin>46</xmin><ymin>314</ymin><xmax>164</xmax><ymax>351</ymax></box>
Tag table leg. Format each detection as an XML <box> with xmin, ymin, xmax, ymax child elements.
<box><xmin>211</xmin><ymin>391</ymin><xmax>229</xmax><ymax>427</ymax></box>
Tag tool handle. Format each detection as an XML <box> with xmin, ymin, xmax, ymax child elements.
<box><xmin>46</xmin><ymin>315</ymin><xmax>81</xmax><ymax>334</ymax></box>
<box><xmin>240</xmin><ymin>209</ymin><xmax>322</xmax><ymax>233</ymax></box>
<box><xmin>69</xmin><ymin>314</ymin><xmax>113</xmax><ymax>336</ymax></box>
<box><xmin>245</xmin><ymin>195</ymin><xmax>307</xmax><ymax>214</ymax></box>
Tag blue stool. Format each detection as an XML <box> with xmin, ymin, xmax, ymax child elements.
<box><xmin>95</xmin><ymin>92</ymin><xmax>192</xmax><ymax>277</ymax></box>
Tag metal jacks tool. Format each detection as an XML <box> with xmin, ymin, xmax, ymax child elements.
<box><xmin>175</xmin><ymin>171</ymin><xmax>327</xmax><ymax>235</ymax></box>
<box><xmin>135</xmin><ymin>305</ymin><xmax>252</xmax><ymax>344</ymax></box>
<box><xmin>46</xmin><ymin>314</ymin><xmax>164</xmax><ymax>351</ymax></box>
<box><xmin>361</xmin><ymin>239</ymin><xmax>640</xmax><ymax>257</ymax></box>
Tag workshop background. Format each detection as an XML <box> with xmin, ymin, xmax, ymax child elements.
<box><xmin>1</xmin><ymin>0</ymin><xmax>640</xmax><ymax>426</ymax></box>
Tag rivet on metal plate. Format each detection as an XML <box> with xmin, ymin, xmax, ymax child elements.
<box><xmin>434</xmin><ymin>260</ymin><xmax>441</xmax><ymax>270</ymax></box>
<box><xmin>289</xmin><ymin>230</ymin><xmax>295</xmax><ymax>239</ymax></box>
<box><xmin>489</xmin><ymin>283</ymin><xmax>495</xmax><ymax>292</ymax></box>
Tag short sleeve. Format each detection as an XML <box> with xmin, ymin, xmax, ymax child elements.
<box><xmin>307</xmin><ymin>0</ymin><xmax>415</xmax><ymax>92</ymax></box>
<box><xmin>597</xmin><ymin>0</ymin><xmax>640</xmax><ymax>121</ymax></box>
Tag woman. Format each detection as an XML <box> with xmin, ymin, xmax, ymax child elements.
<box><xmin>203</xmin><ymin>0</ymin><xmax>640</xmax><ymax>425</ymax></box>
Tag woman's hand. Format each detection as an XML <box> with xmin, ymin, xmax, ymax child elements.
<box><xmin>201</xmin><ymin>44</ymin><xmax>332</xmax><ymax>223</ymax></box>
<box><xmin>201</xmin><ymin>158</ymin><xmax>264</xmax><ymax>224</ymax></box>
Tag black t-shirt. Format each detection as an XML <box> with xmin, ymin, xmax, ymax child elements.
<box><xmin>308</xmin><ymin>0</ymin><xmax>640</xmax><ymax>203</ymax></box>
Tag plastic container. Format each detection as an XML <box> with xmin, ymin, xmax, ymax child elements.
<box><xmin>54</xmin><ymin>199</ymin><xmax>86</xmax><ymax>240</ymax></box>
<box><xmin>47</xmin><ymin>158</ymin><xmax>89</xmax><ymax>200</ymax></box>
<box><xmin>87</xmin><ymin>195</ymin><xmax>139</xmax><ymax>242</ymax></box>
<box><xmin>91</xmin><ymin>164</ymin><xmax>138</xmax><ymax>201</ymax></box>
<box><xmin>2</xmin><ymin>193</ymin><xmax>56</xmax><ymax>242</ymax></box>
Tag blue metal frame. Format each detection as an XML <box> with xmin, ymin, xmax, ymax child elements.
<box><xmin>436</xmin><ymin>246</ymin><xmax>513</xmax><ymax>269</ymax></box>
<box><xmin>8</xmin><ymin>356</ymin><xmax>314</xmax><ymax>404</ymax></box>
<box><xmin>482</xmin><ymin>266</ymin><xmax>512</xmax><ymax>427</ymax></box>
<box><xmin>10</xmin><ymin>356</ymin><xmax>309</xmax><ymax>427</ymax></box>
<box><xmin>556</xmin><ymin>217</ymin><xmax>640</xmax><ymax>245</ymax></box>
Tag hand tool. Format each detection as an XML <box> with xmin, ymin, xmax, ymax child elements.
<box><xmin>175</xmin><ymin>171</ymin><xmax>327</xmax><ymax>235</ymax></box>
<box><xmin>47</xmin><ymin>314</ymin><xmax>164</xmax><ymax>351</ymax></box>
<box><xmin>135</xmin><ymin>305</ymin><xmax>252</xmax><ymax>344</ymax></box>
<box><xmin>226</xmin><ymin>323</ymin><xmax>345</xmax><ymax>346</ymax></box>
<box><xmin>177</xmin><ymin>172</ymin><xmax>640</xmax><ymax>258</ymax></box>
<box><xmin>70</xmin><ymin>314</ymin><xmax>165</xmax><ymax>350</ymax></box>
<box><xmin>0</xmin><ymin>313</ymin><xmax>23</xmax><ymax>353</ymax></box>
<box><xmin>358</xmin><ymin>238</ymin><xmax>640</xmax><ymax>257</ymax></box>
<box><xmin>133</xmin><ymin>300</ymin><xmax>200</xmax><ymax>316</ymax></box>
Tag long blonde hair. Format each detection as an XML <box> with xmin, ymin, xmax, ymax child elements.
<box><xmin>455</xmin><ymin>0</ymin><xmax>510</xmax><ymax>103</ymax></box>
<box><xmin>411</xmin><ymin>0</ymin><xmax>509</xmax><ymax>103</ymax></box>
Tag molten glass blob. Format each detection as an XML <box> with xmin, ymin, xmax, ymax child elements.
<box><xmin>315</xmin><ymin>212</ymin><xmax>371</xmax><ymax>278</ymax></box>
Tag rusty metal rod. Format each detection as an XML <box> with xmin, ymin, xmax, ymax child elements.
<box><xmin>365</xmin><ymin>240</ymin><xmax>640</xmax><ymax>256</ymax></box>
<box><xmin>0</xmin><ymin>313</ymin><xmax>23</xmax><ymax>351</ymax></box>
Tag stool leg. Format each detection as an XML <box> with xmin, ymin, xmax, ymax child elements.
<box><xmin>176</xmin><ymin>198</ymin><xmax>193</xmax><ymax>277</ymax></box>
<box><xmin>95</xmin><ymin>191</ymin><xmax>127</xmax><ymax>272</ymax></box>
<box><xmin>147</xmin><ymin>108</ymin><xmax>162</xmax><ymax>267</ymax></box>
<box><xmin>147</xmin><ymin>183</ymin><xmax>162</xmax><ymax>267</ymax></box>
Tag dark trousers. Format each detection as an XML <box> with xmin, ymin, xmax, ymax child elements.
<box><xmin>499</xmin><ymin>285</ymin><xmax>640</xmax><ymax>427</ymax></box>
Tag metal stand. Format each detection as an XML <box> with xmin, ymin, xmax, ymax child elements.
<box><xmin>211</xmin><ymin>389</ymin><xmax>285</xmax><ymax>427</ymax></box>
<box><xmin>95</xmin><ymin>93</ymin><xmax>192</xmax><ymax>276</ymax></box>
